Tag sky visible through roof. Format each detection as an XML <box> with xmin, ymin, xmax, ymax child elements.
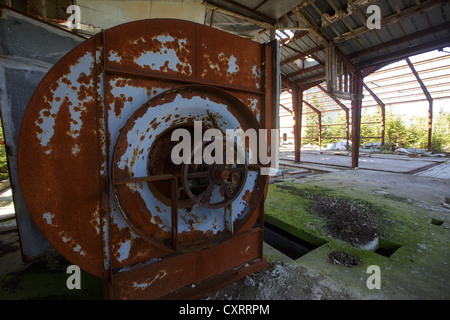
<box><xmin>363</xmin><ymin>48</ymin><xmax>450</xmax><ymax>118</ymax></box>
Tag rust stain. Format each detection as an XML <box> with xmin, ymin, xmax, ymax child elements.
<box><xmin>113</xmin><ymin>94</ymin><xmax>126</xmax><ymax>118</ymax></box>
<box><xmin>109</xmin><ymin>214</ymin><xmax>167</xmax><ymax>269</ymax></box>
<box><xmin>105</xmin><ymin>22</ymin><xmax>195</xmax><ymax>77</ymax></box>
<box><xmin>242</xmin><ymin>189</ymin><xmax>252</xmax><ymax>203</ymax></box>
<box><xmin>17</xmin><ymin>36</ymin><xmax>106</xmax><ymax>277</ymax></box>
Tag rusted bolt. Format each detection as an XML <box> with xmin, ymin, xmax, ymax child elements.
<box><xmin>212</xmin><ymin>166</ymin><xmax>230</xmax><ymax>180</ymax></box>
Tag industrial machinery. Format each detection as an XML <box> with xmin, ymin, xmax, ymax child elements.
<box><xmin>17</xmin><ymin>19</ymin><xmax>277</xmax><ymax>299</ymax></box>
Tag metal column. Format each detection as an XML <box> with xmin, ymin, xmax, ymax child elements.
<box><xmin>351</xmin><ymin>72</ymin><xmax>363</xmax><ymax>168</ymax></box>
<box><xmin>292</xmin><ymin>86</ymin><xmax>303</xmax><ymax>163</ymax></box>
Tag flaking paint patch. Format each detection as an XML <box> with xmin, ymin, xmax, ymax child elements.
<box><xmin>252</xmin><ymin>65</ymin><xmax>261</xmax><ymax>88</ymax></box>
<box><xmin>117</xmin><ymin>239</ymin><xmax>131</xmax><ymax>262</ymax></box>
<box><xmin>58</xmin><ymin>231</ymin><xmax>87</xmax><ymax>256</ymax></box>
<box><xmin>72</xmin><ymin>144</ymin><xmax>81</xmax><ymax>155</ymax></box>
<box><xmin>133</xmin><ymin>270</ymin><xmax>167</xmax><ymax>290</ymax></box>
<box><xmin>117</xmin><ymin>257</ymin><xmax>161</xmax><ymax>273</ymax></box>
<box><xmin>92</xmin><ymin>215</ymin><xmax>100</xmax><ymax>234</ymax></box>
<box><xmin>134</xmin><ymin>34</ymin><xmax>192</xmax><ymax>75</ymax></box>
<box><xmin>35</xmin><ymin>51</ymin><xmax>95</xmax><ymax>149</ymax></box>
<box><xmin>248</xmin><ymin>98</ymin><xmax>258</xmax><ymax>113</ymax></box>
<box><xmin>203</xmin><ymin>53</ymin><xmax>240</xmax><ymax>81</ymax></box>
<box><xmin>109</xmin><ymin>50</ymin><xmax>122</xmax><ymax>63</ymax></box>
<box><xmin>43</xmin><ymin>212</ymin><xmax>54</xmax><ymax>225</ymax></box>
<box><xmin>227</xmin><ymin>55</ymin><xmax>239</xmax><ymax>74</ymax></box>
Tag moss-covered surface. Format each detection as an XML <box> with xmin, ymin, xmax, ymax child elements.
<box><xmin>264</xmin><ymin>177</ymin><xmax>450</xmax><ymax>299</ymax></box>
<box><xmin>0</xmin><ymin>249</ymin><xmax>103</xmax><ymax>300</ymax></box>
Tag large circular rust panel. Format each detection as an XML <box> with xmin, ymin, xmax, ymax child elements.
<box><xmin>112</xmin><ymin>85</ymin><xmax>267</xmax><ymax>252</ymax></box>
<box><xmin>17</xmin><ymin>18</ymin><xmax>268</xmax><ymax>278</ymax></box>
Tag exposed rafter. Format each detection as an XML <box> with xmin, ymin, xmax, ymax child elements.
<box><xmin>349</xmin><ymin>21</ymin><xmax>450</xmax><ymax>60</ymax></box>
<box><xmin>333</xmin><ymin>0</ymin><xmax>445</xmax><ymax>44</ymax></box>
<box><xmin>280</xmin><ymin>45</ymin><xmax>324</xmax><ymax>66</ymax></box>
<box><xmin>357</xmin><ymin>35</ymin><xmax>450</xmax><ymax>68</ymax></box>
<box><xmin>317</xmin><ymin>85</ymin><xmax>349</xmax><ymax>112</ymax></box>
<box><xmin>286</xmin><ymin>64</ymin><xmax>323</xmax><ymax>78</ymax></box>
<box><xmin>406</xmin><ymin>57</ymin><xmax>434</xmax><ymax>151</ymax></box>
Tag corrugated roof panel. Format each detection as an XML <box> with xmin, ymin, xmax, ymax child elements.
<box><xmin>379</xmin><ymin>0</ymin><xmax>396</xmax><ymax>17</ymax></box>
<box><xmin>279</xmin><ymin>46</ymin><xmax>297</xmax><ymax>60</ymax></box>
<box><xmin>315</xmin><ymin>50</ymin><xmax>326</xmax><ymax>62</ymax></box>
<box><xmin>401</xmin><ymin>15</ymin><xmax>427</xmax><ymax>34</ymax></box>
<box><xmin>384</xmin><ymin>22</ymin><xmax>405</xmax><ymax>41</ymax></box>
<box><xmin>302</xmin><ymin>2</ymin><xmax>322</xmax><ymax>22</ymax></box>
<box><xmin>281</xmin><ymin>64</ymin><xmax>299</xmax><ymax>76</ymax></box>
<box><xmin>368</xmin><ymin>24</ymin><xmax>394</xmax><ymax>45</ymax></box>
<box><xmin>256</xmin><ymin>0</ymin><xmax>304</xmax><ymax>19</ymax></box>
<box><xmin>332</xmin><ymin>20</ymin><xmax>352</xmax><ymax>36</ymax></box>
<box><xmin>295</xmin><ymin>34</ymin><xmax>321</xmax><ymax>50</ymax></box>
<box><xmin>291</xmin><ymin>67</ymin><xmax>324</xmax><ymax>82</ymax></box>
<box><xmin>204</xmin><ymin>0</ymin><xmax>450</xmax><ymax>88</ymax></box>
<box><xmin>340</xmin><ymin>37</ymin><xmax>364</xmax><ymax>55</ymax></box>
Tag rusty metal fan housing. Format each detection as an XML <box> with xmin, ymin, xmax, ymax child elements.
<box><xmin>17</xmin><ymin>19</ymin><xmax>275</xmax><ymax>299</ymax></box>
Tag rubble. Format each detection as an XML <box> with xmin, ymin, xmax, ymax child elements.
<box><xmin>326</xmin><ymin>140</ymin><xmax>351</xmax><ymax>151</ymax></box>
<box><xmin>395</xmin><ymin>147</ymin><xmax>447</xmax><ymax>158</ymax></box>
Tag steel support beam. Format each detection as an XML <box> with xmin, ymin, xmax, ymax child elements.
<box><xmin>292</xmin><ymin>86</ymin><xmax>303</xmax><ymax>163</ymax></box>
<box><xmin>280</xmin><ymin>104</ymin><xmax>293</xmax><ymax>114</ymax></box>
<box><xmin>280</xmin><ymin>45</ymin><xmax>324</xmax><ymax>66</ymax></box>
<box><xmin>281</xmin><ymin>74</ymin><xmax>295</xmax><ymax>89</ymax></box>
<box><xmin>351</xmin><ymin>73</ymin><xmax>363</xmax><ymax>168</ymax></box>
<box><xmin>406</xmin><ymin>57</ymin><xmax>433</xmax><ymax>151</ymax></box>
<box><xmin>317</xmin><ymin>84</ymin><xmax>350</xmax><ymax>149</ymax></box>
<box><xmin>357</xmin><ymin>35</ymin><xmax>450</xmax><ymax>69</ymax></box>
<box><xmin>349</xmin><ymin>21</ymin><xmax>450</xmax><ymax>60</ymax></box>
<box><xmin>286</xmin><ymin>64</ymin><xmax>324</xmax><ymax>78</ymax></box>
<box><xmin>362</xmin><ymin>82</ymin><xmax>386</xmax><ymax>146</ymax></box>
<box><xmin>303</xmin><ymin>100</ymin><xmax>322</xmax><ymax>148</ymax></box>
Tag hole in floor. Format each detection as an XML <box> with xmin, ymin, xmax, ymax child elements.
<box><xmin>263</xmin><ymin>222</ymin><xmax>326</xmax><ymax>260</ymax></box>
<box><xmin>374</xmin><ymin>238</ymin><xmax>401</xmax><ymax>258</ymax></box>
<box><xmin>429</xmin><ymin>218</ymin><xmax>444</xmax><ymax>226</ymax></box>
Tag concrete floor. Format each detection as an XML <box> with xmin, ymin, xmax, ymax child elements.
<box><xmin>0</xmin><ymin>153</ymin><xmax>449</xmax><ymax>300</ymax></box>
<box><xmin>211</xmin><ymin>159</ymin><xmax>450</xmax><ymax>300</ymax></box>
<box><xmin>280</xmin><ymin>150</ymin><xmax>446</xmax><ymax>174</ymax></box>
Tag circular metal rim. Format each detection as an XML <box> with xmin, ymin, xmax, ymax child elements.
<box><xmin>180</xmin><ymin>137</ymin><xmax>249</xmax><ymax>209</ymax></box>
<box><xmin>111</xmin><ymin>84</ymin><xmax>265</xmax><ymax>252</ymax></box>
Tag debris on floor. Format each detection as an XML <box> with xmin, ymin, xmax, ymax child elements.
<box><xmin>274</xmin><ymin>184</ymin><xmax>381</xmax><ymax>246</ymax></box>
<box><xmin>208</xmin><ymin>260</ymin><xmax>356</xmax><ymax>300</ymax></box>
<box><xmin>328</xmin><ymin>251</ymin><xmax>361</xmax><ymax>268</ymax></box>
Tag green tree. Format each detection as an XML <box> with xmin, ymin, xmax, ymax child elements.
<box><xmin>360</xmin><ymin>108</ymin><xmax>382</xmax><ymax>145</ymax></box>
<box><xmin>429</xmin><ymin>108</ymin><xmax>450</xmax><ymax>151</ymax></box>
<box><xmin>385</xmin><ymin>111</ymin><xmax>408</xmax><ymax>149</ymax></box>
<box><xmin>384</xmin><ymin>108</ymin><xmax>449</xmax><ymax>151</ymax></box>
<box><xmin>304</xmin><ymin>113</ymin><xmax>319</xmax><ymax>145</ymax></box>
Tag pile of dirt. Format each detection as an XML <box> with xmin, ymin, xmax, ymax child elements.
<box><xmin>275</xmin><ymin>185</ymin><xmax>381</xmax><ymax>246</ymax></box>
<box><xmin>328</xmin><ymin>251</ymin><xmax>361</xmax><ymax>268</ymax></box>
<box><xmin>311</xmin><ymin>196</ymin><xmax>380</xmax><ymax>245</ymax></box>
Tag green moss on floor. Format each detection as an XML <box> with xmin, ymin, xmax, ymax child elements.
<box><xmin>264</xmin><ymin>179</ymin><xmax>450</xmax><ymax>299</ymax></box>
<box><xmin>0</xmin><ymin>249</ymin><xmax>103</xmax><ymax>300</ymax></box>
